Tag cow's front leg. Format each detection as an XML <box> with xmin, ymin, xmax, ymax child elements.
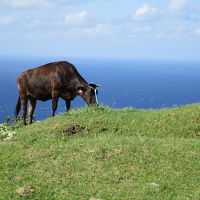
<box><xmin>52</xmin><ymin>92</ymin><xmax>59</xmax><ymax>117</ymax></box>
<box><xmin>65</xmin><ymin>100</ymin><xmax>71</xmax><ymax>112</ymax></box>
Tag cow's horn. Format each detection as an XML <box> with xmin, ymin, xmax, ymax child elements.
<box><xmin>89</xmin><ymin>83</ymin><xmax>100</xmax><ymax>89</ymax></box>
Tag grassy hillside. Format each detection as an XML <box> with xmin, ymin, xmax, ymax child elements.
<box><xmin>0</xmin><ymin>104</ymin><xmax>200</xmax><ymax>200</ymax></box>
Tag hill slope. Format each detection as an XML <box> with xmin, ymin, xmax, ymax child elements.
<box><xmin>0</xmin><ymin>105</ymin><xmax>200</xmax><ymax>199</ymax></box>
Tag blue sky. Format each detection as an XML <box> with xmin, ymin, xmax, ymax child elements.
<box><xmin>0</xmin><ymin>0</ymin><xmax>200</xmax><ymax>60</ymax></box>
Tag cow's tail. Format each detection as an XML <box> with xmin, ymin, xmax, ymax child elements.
<box><xmin>15</xmin><ymin>96</ymin><xmax>21</xmax><ymax>119</ymax></box>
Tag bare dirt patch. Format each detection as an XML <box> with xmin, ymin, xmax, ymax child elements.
<box><xmin>63</xmin><ymin>124</ymin><xmax>85</xmax><ymax>136</ymax></box>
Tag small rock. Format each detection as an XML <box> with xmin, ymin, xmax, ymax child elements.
<box><xmin>89</xmin><ymin>197</ymin><xmax>101</xmax><ymax>200</ymax></box>
<box><xmin>16</xmin><ymin>186</ymin><xmax>33</xmax><ymax>196</ymax></box>
<box><xmin>12</xmin><ymin>176</ymin><xmax>21</xmax><ymax>182</ymax></box>
<box><xmin>149</xmin><ymin>182</ymin><xmax>160</xmax><ymax>190</ymax></box>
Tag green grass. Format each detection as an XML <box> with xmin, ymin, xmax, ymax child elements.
<box><xmin>0</xmin><ymin>104</ymin><xmax>200</xmax><ymax>199</ymax></box>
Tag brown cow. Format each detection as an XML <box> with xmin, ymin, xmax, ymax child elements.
<box><xmin>15</xmin><ymin>61</ymin><xmax>99</xmax><ymax>125</ymax></box>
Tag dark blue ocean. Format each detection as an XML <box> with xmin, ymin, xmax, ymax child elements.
<box><xmin>0</xmin><ymin>56</ymin><xmax>200</xmax><ymax>123</ymax></box>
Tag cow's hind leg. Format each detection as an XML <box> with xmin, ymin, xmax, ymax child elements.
<box><xmin>28</xmin><ymin>97</ymin><xmax>36</xmax><ymax>124</ymax></box>
<box><xmin>15</xmin><ymin>96</ymin><xmax>21</xmax><ymax>119</ymax></box>
<box><xmin>52</xmin><ymin>92</ymin><xmax>59</xmax><ymax>117</ymax></box>
<box><xmin>65</xmin><ymin>100</ymin><xmax>71</xmax><ymax>112</ymax></box>
<box><xmin>21</xmin><ymin>96</ymin><xmax>28</xmax><ymax>125</ymax></box>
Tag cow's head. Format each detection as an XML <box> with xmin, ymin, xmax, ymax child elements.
<box><xmin>77</xmin><ymin>83</ymin><xmax>100</xmax><ymax>105</ymax></box>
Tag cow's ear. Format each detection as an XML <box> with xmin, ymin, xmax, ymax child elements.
<box><xmin>77</xmin><ymin>86</ymin><xmax>86</xmax><ymax>95</ymax></box>
<box><xmin>89</xmin><ymin>83</ymin><xmax>100</xmax><ymax>89</ymax></box>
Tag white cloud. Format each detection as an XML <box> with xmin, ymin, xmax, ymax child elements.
<box><xmin>195</xmin><ymin>28</ymin><xmax>200</xmax><ymax>35</ymax></box>
<box><xmin>1</xmin><ymin>0</ymin><xmax>80</xmax><ymax>8</ymax></box>
<box><xmin>65</xmin><ymin>10</ymin><xmax>89</xmax><ymax>26</ymax></box>
<box><xmin>168</xmin><ymin>0</ymin><xmax>188</xmax><ymax>13</ymax></box>
<box><xmin>63</xmin><ymin>9</ymin><xmax>118</xmax><ymax>37</ymax></box>
<box><xmin>82</xmin><ymin>23</ymin><xmax>113</xmax><ymax>36</ymax></box>
<box><xmin>25</xmin><ymin>18</ymin><xmax>43</xmax><ymax>28</ymax></box>
<box><xmin>2</xmin><ymin>0</ymin><xmax>54</xmax><ymax>8</ymax></box>
<box><xmin>132</xmin><ymin>26</ymin><xmax>153</xmax><ymax>34</ymax></box>
<box><xmin>133</xmin><ymin>4</ymin><xmax>158</xmax><ymax>21</ymax></box>
<box><xmin>172</xmin><ymin>26</ymin><xmax>187</xmax><ymax>34</ymax></box>
<box><xmin>65</xmin><ymin>23</ymin><xmax>115</xmax><ymax>38</ymax></box>
<box><xmin>0</xmin><ymin>16</ymin><xmax>15</xmax><ymax>26</ymax></box>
